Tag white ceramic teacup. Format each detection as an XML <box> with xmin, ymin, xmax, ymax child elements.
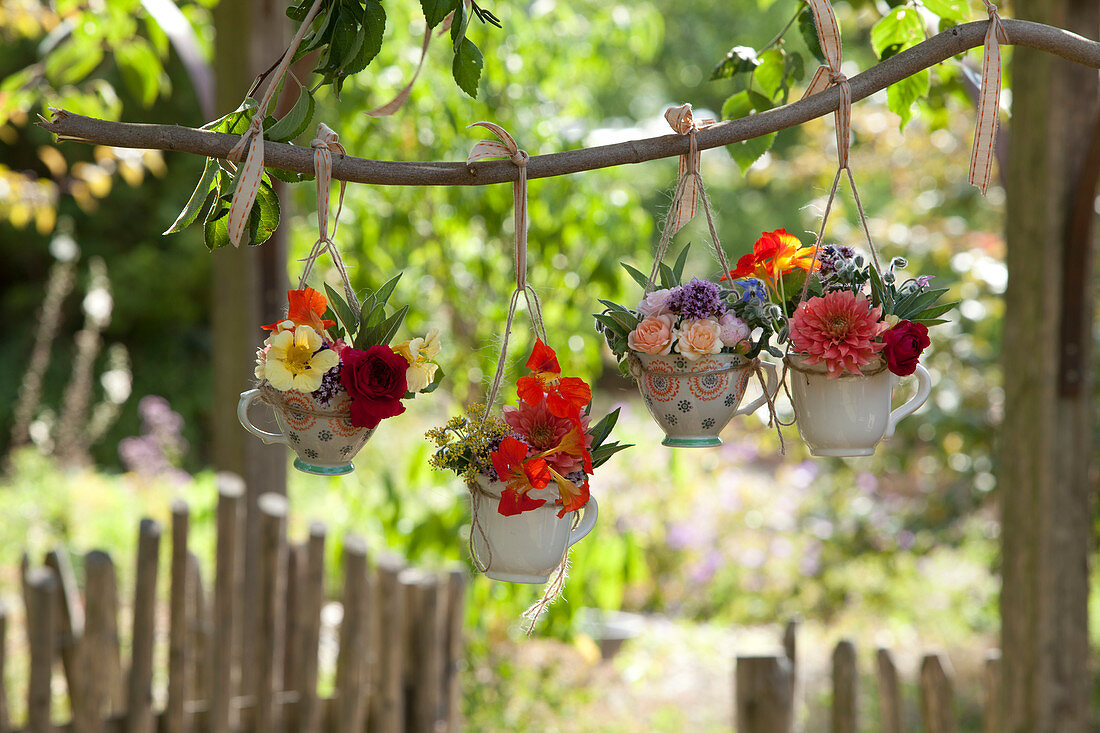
<box><xmin>469</xmin><ymin>479</ymin><xmax>598</xmax><ymax>584</ymax></box>
<box><xmin>785</xmin><ymin>355</ymin><xmax>932</xmax><ymax>457</ymax></box>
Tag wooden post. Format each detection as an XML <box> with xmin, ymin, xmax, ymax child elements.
<box><xmin>294</xmin><ymin>523</ymin><xmax>326</xmax><ymax>733</ymax></box>
<box><xmin>335</xmin><ymin>535</ymin><xmax>369</xmax><ymax>733</ymax></box>
<box><xmin>782</xmin><ymin>620</ymin><xmax>798</xmax><ymax>672</ymax></box>
<box><xmin>127</xmin><ymin>518</ymin><xmax>161</xmax><ymax>733</ymax></box>
<box><xmin>875</xmin><ymin>648</ymin><xmax>902</xmax><ymax>733</ymax></box>
<box><xmin>26</xmin><ymin>567</ymin><xmax>57</xmax><ymax>733</ymax></box>
<box><xmin>408</xmin><ymin>572</ymin><xmax>446</xmax><ymax>733</ymax></box>
<box><xmin>919</xmin><ymin>653</ymin><xmax>956</xmax><ymax>733</ymax></box>
<box><xmin>442</xmin><ymin>569</ymin><xmax>466</xmax><ymax>733</ymax></box>
<box><xmin>369</xmin><ymin>555</ymin><xmax>405</xmax><ymax>733</ymax></box>
<box><xmin>83</xmin><ymin>551</ymin><xmax>124</xmax><ymax>716</ymax></box>
<box><xmin>43</xmin><ymin>547</ymin><xmax>84</xmax><ymax>714</ymax></box>
<box><xmin>283</xmin><ymin>542</ymin><xmax>304</xmax><ymax>697</ymax></box>
<box><xmin>735</xmin><ymin>655</ymin><xmax>793</xmax><ymax>733</ymax></box>
<box><xmin>982</xmin><ymin>650</ymin><xmax>1002</xmax><ymax>733</ymax></box>
<box><xmin>0</xmin><ymin>603</ymin><xmax>7</xmax><ymax>733</ymax></box>
<box><xmin>832</xmin><ymin>640</ymin><xmax>857</xmax><ymax>733</ymax></box>
<box><xmin>166</xmin><ymin>501</ymin><xmax>191</xmax><ymax>733</ymax></box>
<box><xmin>186</xmin><ymin>552</ymin><xmax>208</xmax><ymax>705</ymax></box>
<box><xmin>255</xmin><ymin>493</ymin><xmax>288</xmax><ymax>733</ymax></box>
<box><xmin>210</xmin><ymin>474</ymin><xmax>243</xmax><ymax>733</ymax></box>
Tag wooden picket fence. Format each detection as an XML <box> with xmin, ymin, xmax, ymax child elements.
<box><xmin>0</xmin><ymin>475</ymin><xmax>467</xmax><ymax>733</ymax></box>
<box><xmin>735</xmin><ymin>621</ymin><xmax>1001</xmax><ymax>733</ymax></box>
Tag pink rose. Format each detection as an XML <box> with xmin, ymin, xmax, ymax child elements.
<box><xmin>717</xmin><ymin>313</ymin><xmax>750</xmax><ymax>347</ymax></box>
<box><xmin>627</xmin><ymin>314</ymin><xmax>675</xmax><ymax>355</ymax></box>
<box><xmin>674</xmin><ymin>318</ymin><xmax>723</xmax><ymax>361</ymax></box>
<box><xmin>637</xmin><ymin>288</ymin><xmax>674</xmax><ymax>317</ymax></box>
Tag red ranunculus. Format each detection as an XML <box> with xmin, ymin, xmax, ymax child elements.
<box><xmin>882</xmin><ymin>320</ymin><xmax>930</xmax><ymax>376</ymax></box>
<box><xmin>339</xmin><ymin>345</ymin><xmax>409</xmax><ymax>428</ymax></box>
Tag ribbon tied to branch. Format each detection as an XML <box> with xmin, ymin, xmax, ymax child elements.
<box><xmin>968</xmin><ymin>0</ymin><xmax>1009</xmax><ymax>195</ymax></box>
<box><xmin>802</xmin><ymin>0</ymin><xmax>852</xmax><ymax>169</ymax></box>
<box><xmin>664</xmin><ymin>103</ymin><xmax>716</xmax><ymax>236</ymax></box>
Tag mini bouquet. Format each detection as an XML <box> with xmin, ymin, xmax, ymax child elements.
<box><xmin>238</xmin><ymin>275</ymin><xmax>443</xmax><ymax>475</ymax></box>
<box><xmin>427</xmin><ymin>339</ymin><xmax>629</xmax><ymax>583</ymax></box>
<box><xmin>594</xmin><ymin>245</ymin><xmax>782</xmax><ymax>447</ymax></box>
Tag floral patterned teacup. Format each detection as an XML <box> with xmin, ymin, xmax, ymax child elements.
<box><xmin>469</xmin><ymin>478</ymin><xmax>599</xmax><ymax>584</ymax></box>
<box><xmin>634</xmin><ymin>353</ymin><xmax>778</xmax><ymax>447</ymax></box>
<box><xmin>785</xmin><ymin>355</ymin><xmax>932</xmax><ymax>457</ymax></box>
<box><xmin>237</xmin><ymin>385</ymin><xmax>374</xmax><ymax>475</ymax></box>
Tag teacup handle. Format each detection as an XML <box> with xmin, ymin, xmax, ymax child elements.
<box><xmin>885</xmin><ymin>364</ymin><xmax>932</xmax><ymax>438</ymax></box>
<box><xmin>237</xmin><ymin>389</ymin><xmax>289</xmax><ymax>446</ymax></box>
<box><xmin>734</xmin><ymin>360</ymin><xmax>779</xmax><ymax>416</ymax></box>
<box><xmin>566</xmin><ymin>497</ymin><xmax>599</xmax><ymax>548</ymax></box>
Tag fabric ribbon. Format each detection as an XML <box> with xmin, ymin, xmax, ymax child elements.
<box><xmin>968</xmin><ymin>1</ymin><xmax>1009</xmax><ymax>195</ymax></box>
<box><xmin>295</xmin><ymin>123</ymin><xmax>359</xmax><ymax>311</ymax></box>
<box><xmin>664</xmin><ymin>103</ymin><xmax>716</xmax><ymax>236</ymax></box>
<box><xmin>801</xmin><ymin>0</ymin><xmax>851</xmax><ymax>169</ymax></box>
<box><xmin>225</xmin><ymin>0</ymin><xmax>325</xmax><ymax>247</ymax></box>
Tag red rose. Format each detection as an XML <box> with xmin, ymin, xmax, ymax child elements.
<box><xmin>882</xmin><ymin>321</ymin><xmax>930</xmax><ymax>376</ymax></box>
<box><xmin>339</xmin><ymin>345</ymin><xmax>409</xmax><ymax>428</ymax></box>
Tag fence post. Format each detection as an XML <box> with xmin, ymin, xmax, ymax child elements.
<box><xmin>406</xmin><ymin>571</ymin><xmax>445</xmax><ymax>733</ymax></box>
<box><xmin>166</xmin><ymin>501</ymin><xmax>191</xmax><ymax>733</ymax></box>
<box><xmin>920</xmin><ymin>653</ymin><xmax>956</xmax><ymax>733</ymax></box>
<box><xmin>832</xmin><ymin>640</ymin><xmax>857</xmax><ymax>733</ymax></box>
<box><xmin>335</xmin><ymin>534</ymin><xmax>369</xmax><ymax>733</ymax></box>
<box><xmin>186</xmin><ymin>552</ymin><xmax>208</xmax><ymax>706</ymax></box>
<box><xmin>44</xmin><ymin>547</ymin><xmax>84</xmax><ymax>716</ymax></box>
<box><xmin>370</xmin><ymin>555</ymin><xmax>406</xmax><ymax>733</ymax></box>
<box><xmin>0</xmin><ymin>602</ymin><xmax>7</xmax><ymax>733</ymax></box>
<box><xmin>211</xmin><ymin>475</ymin><xmax>243</xmax><ymax>733</ymax></box>
<box><xmin>736</xmin><ymin>655</ymin><xmax>793</xmax><ymax>733</ymax></box>
<box><xmin>982</xmin><ymin>650</ymin><xmax>1002</xmax><ymax>733</ymax></box>
<box><xmin>283</xmin><ymin>542</ymin><xmax>305</xmax><ymax>698</ymax></box>
<box><xmin>875</xmin><ymin>648</ymin><xmax>902</xmax><ymax>733</ymax></box>
<box><xmin>84</xmin><ymin>551</ymin><xmax>124</xmax><ymax>716</ymax></box>
<box><xmin>294</xmin><ymin>522</ymin><xmax>326</xmax><ymax>733</ymax></box>
<box><xmin>443</xmin><ymin>568</ymin><xmax>467</xmax><ymax>733</ymax></box>
<box><xmin>255</xmin><ymin>493</ymin><xmax>288</xmax><ymax>733</ymax></box>
<box><xmin>127</xmin><ymin>518</ymin><xmax>161</xmax><ymax>733</ymax></box>
<box><xmin>26</xmin><ymin>567</ymin><xmax>57</xmax><ymax>733</ymax></box>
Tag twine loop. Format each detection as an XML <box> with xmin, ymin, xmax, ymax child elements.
<box><xmin>968</xmin><ymin>1</ymin><xmax>1009</xmax><ymax>195</ymax></box>
<box><xmin>801</xmin><ymin>0</ymin><xmax>852</xmax><ymax>169</ymax></box>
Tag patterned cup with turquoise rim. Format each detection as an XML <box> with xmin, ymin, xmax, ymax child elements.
<box><xmin>633</xmin><ymin>352</ymin><xmax>778</xmax><ymax>447</ymax></box>
<box><xmin>237</xmin><ymin>384</ymin><xmax>375</xmax><ymax>475</ymax></box>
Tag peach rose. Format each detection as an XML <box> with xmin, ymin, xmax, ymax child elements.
<box><xmin>674</xmin><ymin>318</ymin><xmax>723</xmax><ymax>361</ymax></box>
<box><xmin>627</xmin><ymin>314</ymin><xmax>675</xmax><ymax>355</ymax></box>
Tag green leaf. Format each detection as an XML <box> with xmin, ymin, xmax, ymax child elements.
<box><xmin>591</xmin><ymin>442</ymin><xmax>632</xmax><ymax>470</ymax></box>
<box><xmin>588</xmin><ymin>407</ymin><xmax>621</xmax><ymax>448</ymax></box>
<box><xmin>922</xmin><ymin>0</ymin><xmax>967</xmax><ymax>23</ymax></box>
<box><xmin>658</xmin><ymin>262</ymin><xmax>676</xmax><ymax>290</ymax></box>
<box><xmin>721</xmin><ymin>90</ymin><xmax>776</xmax><ymax>173</ymax></box>
<box><xmin>913</xmin><ymin>300</ymin><xmax>958</xmax><ymax>321</ymax></box>
<box><xmin>344</xmin><ymin>0</ymin><xmax>385</xmax><ymax>75</ymax></box>
<box><xmin>798</xmin><ymin>7</ymin><xmax>825</xmax><ymax>63</ymax></box>
<box><xmin>449</xmin><ymin>0</ymin><xmax>470</xmax><ymax>51</ymax></box>
<box><xmin>246</xmin><ymin>177</ymin><xmax>281</xmax><ymax>246</ymax></box>
<box><xmin>266</xmin><ymin>167</ymin><xmax>313</xmax><ymax>184</ymax></box>
<box><xmin>324</xmin><ymin>282</ymin><xmax>360</xmax><ymax>335</ymax></box>
<box><xmin>164</xmin><ymin>157</ymin><xmax>219</xmax><ymax>235</ymax></box>
<box><xmin>372</xmin><ymin>273</ymin><xmax>402</xmax><ymax>308</ymax></box>
<box><xmin>754</xmin><ymin>49</ymin><xmax>785</xmax><ymax>101</ymax></box>
<box><xmin>593</xmin><ymin>313</ymin><xmax>631</xmax><ymax>338</ymax></box>
<box><xmin>785</xmin><ymin>51</ymin><xmax>805</xmax><ymax>84</ymax></box>
<box><xmin>621</xmin><ymin>263</ymin><xmax>651</xmax><ymax>289</ymax></box>
<box><xmin>452</xmin><ymin>37</ymin><xmax>483</xmax><ymax>98</ymax></box>
<box><xmin>264</xmin><ymin>89</ymin><xmax>314</xmax><ymax>142</ymax></box>
<box><xmin>886</xmin><ymin>67</ymin><xmax>930</xmax><ymax>129</ymax></box>
<box><xmin>871</xmin><ymin>7</ymin><xmax>924</xmax><ymax>60</ymax></box>
<box><xmin>376</xmin><ymin>304</ymin><xmax>409</xmax><ymax>346</ymax></box>
<box><xmin>115</xmin><ymin>38</ymin><xmax>162</xmax><ymax>107</ymax></box>
<box><xmin>420</xmin><ymin>0</ymin><xmax>454</xmax><ymax>29</ymax></box>
<box><xmin>203</xmin><ymin>208</ymin><xmax>230</xmax><ymax>251</ymax></box>
<box><xmin>44</xmin><ymin>38</ymin><xmax>104</xmax><ymax>86</ymax></box>
<box><xmin>710</xmin><ymin>46</ymin><xmax>759</xmax><ymax>81</ymax></box>
<box><xmin>672</xmin><ymin>243</ymin><xmax>691</xmax><ymax>282</ymax></box>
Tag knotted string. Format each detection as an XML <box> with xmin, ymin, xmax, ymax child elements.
<box><xmin>296</xmin><ymin>124</ymin><xmax>359</xmax><ymax>311</ymax></box>
<box><xmin>224</xmin><ymin>0</ymin><xmax>326</xmax><ymax>247</ymax></box>
<box><xmin>646</xmin><ymin>104</ymin><xmax>732</xmax><ymax>293</ymax></box>
<box><xmin>968</xmin><ymin>1</ymin><xmax>1009</xmax><ymax>194</ymax></box>
<box><xmin>801</xmin><ymin>0</ymin><xmax>851</xmax><ymax>169</ymax></box>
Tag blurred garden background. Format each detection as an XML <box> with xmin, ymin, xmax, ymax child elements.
<box><xmin>1</xmin><ymin>0</ymin><xmax>1097</xmax><ymax>730</ymax></box>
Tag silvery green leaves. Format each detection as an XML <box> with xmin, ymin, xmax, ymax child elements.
<box><xmin>321</xmin><ymin>273</ymin><xmax>409</xmax><ymax>349</ymax></box>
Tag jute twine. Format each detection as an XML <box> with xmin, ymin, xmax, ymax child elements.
<box><xmin>646</xmin><ymin>104</ymin><xmax>783</xmax><ymax>450</ymax></box>
<box><xmin>463</xmin><ymin>122</ymin><xmax>572</xmax><ymax>634</ymax></box>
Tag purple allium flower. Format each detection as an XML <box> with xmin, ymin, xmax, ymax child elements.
<box><xmin>665</xmin><ymin>277</ymin><xmax>726</xmax><ymax>319</ymax></box>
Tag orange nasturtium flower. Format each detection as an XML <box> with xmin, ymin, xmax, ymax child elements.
<box><xmin>516</xmin><ymin>339</ymin><xmax>592</xmax><ymax>419</ymax></box>
<box><xmin>262</xmin><ymin>287</ymin><xmax>336</xmax><ymax>335</ymax></box>
<box><xmin>549</xmin><ymin>470</ymin><xmax>590</xmax><ymax>517</ymax></box>
<box><xmin>491</xmin><ymin>436</ymin><xmax>552</xmax><ymax>516</ymax></box>
<box><xmin>724</xmin><ymin>229</ymin><xmax>819</xmax><ymax>291</ymax></box>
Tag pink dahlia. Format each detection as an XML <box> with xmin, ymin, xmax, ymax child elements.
<box><xmin>789</xmin><ymin>291</ymin><xmax>888</xmax><ymax>377</ymax></box>
<box><xmin>503</xmin><ymin>397</ymin><xmax>593</xmax><ymax>474</ymax></box>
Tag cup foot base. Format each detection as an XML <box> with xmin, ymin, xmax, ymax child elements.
<box><xmin>293</xmin><ymin>458</ymin><xmax>354</xmax><ymax>476</ymax></box>
<box><xmin>809</xmin><ymin>447</ymin><xmax>876</xmax><ymax>457</ymax></box>
<box><xmin>485</xmin><ymin>570</ymin><xmax>552</xmax><ymax>584</ymax></box>
<box><xmin>662</xmin><ymin>436</ymin><xmax>722</xmax><ymax>448</ymax></box>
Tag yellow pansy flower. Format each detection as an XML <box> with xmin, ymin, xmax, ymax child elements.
<box><xmin>263</xmin><ymin>325</ymin><xmax>339</xmax><ymax>392</ymax></box>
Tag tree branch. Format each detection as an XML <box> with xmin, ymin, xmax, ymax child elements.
<box><xmin>37</xmin><ymin>20</ymin><xmax>1100</xmax><ymax>187</ymax></box>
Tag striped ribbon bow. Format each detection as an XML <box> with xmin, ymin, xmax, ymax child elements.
<box><xmin>664</xmin><ymin>103</ymin><xmax>716</xmax><ymax>236</ymax></box>
<box><xmin>467</xmin><ymin>121</ymin><xmax>531</xmax><ymax>290</ymax></box>
<box><xmin>801</xmin><ymin>0</ymin><xmax>852</xmax><ymax>169</ymax></box>
<box><xmin>968</xmin><ymin>1</ymin><xmax>1009</xmax><ymax>195</ymax></box>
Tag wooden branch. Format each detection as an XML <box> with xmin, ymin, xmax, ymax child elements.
<box><xmin>37</xmin><ymin>20</ymin><xmax>1100</xmax><ymax>187</ymax></box>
